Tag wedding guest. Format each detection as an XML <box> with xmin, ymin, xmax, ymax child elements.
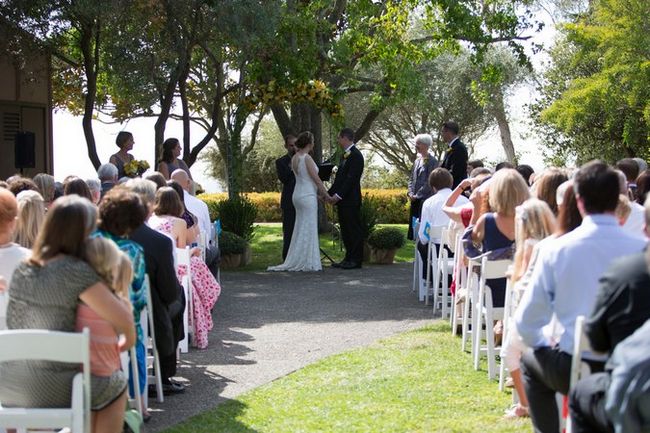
<box><xmin>97</xmin><ymin>163</ymin><xmax>119</xmax><ymax>199</ymax></box>
<box><xmin>516</xmin><ymin>164</ymin><xmax>535</xmax><ymax>186</ymax></box>
<box><xmin>532</xmin><ymin>168</ymin><xmax>568</xmax><ymax>216</ymax></box>
<box><xmin>515</xmin><ymin>161</ymin><xmax>647</xmax><ymax>433</ymax></box>
<box><xmin>8</xmin><ymin>177</ymin><xmax>38</xmax><ymax>196</ymax></box>
<box><xmin>466</xmin><ymin>159</ymin><xmax>484</xmax><ymax>176</ymax></box>
<box><xmin>86</xmin><ymin>178</ymin><xmax>101</xmax><ymax>204</ymax></box>
<box><xmin>440</xmin><ymin>121</ymin><xmax>468</xmax><ymax>188</ymax></box>
<box><xmin>109</xmin><ymin>131</ymin><xmax>135</xmax><ymax>179</ymax></box>
<box><xmin>616</xmin><ymin>170</ymin><xmax>645</xmax><ymax>236</ymax></box>
<box><xmin>64</xmin><ymin>177</ymin><xmax>93</xmax><ymax>202</ymax></box>
<box><xmin>636</xmin><ymin>169</ymin><xmax>650</xmax><ymax>206</ymax></box>
<box><xmin>32</xmin><ymin>173</ymin><xmax>56</xmax><ymax>209</ymax></box>
<box><xmin>276</xmin><ymin>134</ymin><xmax>297</xmax><ymax>259</ymax></box>
<box><xmin>496</xmin><ymin>161</ymin><xmax>515</xmax><ymax>171</ymax></box>
<box><xmin>167</xmin><ymin>180</ymin><xmax>199</xmax><ymax>245</ymax></box>
<box><xmin>145</xmin><ymin>171</ymin><xmax>167</xmax><ymax>190</ymax></box>
<box><xmin>126</xmin><ymin>179</ymin><xmax>186</xmax><ymax>395</ymax></box>
<box><xmin>158</xmin><ymin>138</ymin><xmax>192</xmax><ymax>180</ymax></box>
<box><xmin>555</xmin><ymin>180</ymin><xmax>582</xmax><ymax>235</ymax></box>
<box><xmin>616</xmin><ymin>157</ymin><xmax>639</xmax><ymax>198</ymax></box>
<box><xmin>0</xmin><ymin>195</ymin><xmax>135</xmax><ymax>433</ymax></box>
<box><xmin>633</xmin><ymin>157</ymin><xmax>648</xmax><ymax>172</ymax></box>
<box><xmin>407</xmin><ymin>134</ymin><xmax>438</xmax><ymax>240</ymax></box>
<box><xmin>14</xmin><ymin>190</ymin><xmax>45</xmax><ymax>249</ymax></box>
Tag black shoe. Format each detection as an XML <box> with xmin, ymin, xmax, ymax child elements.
<box><xmin>340</xmin><ymin>261</ymin><xmax>362</xmax><ymax>269</ymax></box>
<box><xmin>331</xmin><ymin>261</ymin><xmax>342</xmax><ymax>268</ymax></box>
<box><xmin>161</xmin><ymin>382</ymin><xmax>185</xmax><ymax>395</ymax></box>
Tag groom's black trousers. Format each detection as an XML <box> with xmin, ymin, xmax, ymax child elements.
<box><xmin>338</xmin><ymin>204</ymin><xmax>363</xmax><ymax>264</ymax></box>
<box><xmin>281</xmin><ymin>205</ymin><xmax>296</xmax><ymax>260</ymax></box>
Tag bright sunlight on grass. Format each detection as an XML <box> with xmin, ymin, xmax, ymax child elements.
<box><xmin>236</xmin><ymin>223</ymin><xmax>414</xmax><ymax>272</ymax></box>
<box><xmin>163</xmin><ymin>322</ymin><xmax>528</xmax><ymax>433</ymax></box>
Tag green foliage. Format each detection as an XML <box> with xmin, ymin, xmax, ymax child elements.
<box><xmin>219</xmin><ymin>231</ymin><xmax>247</xmax><ymax>255</ymax></box>
<box><xmin>215</xmin><ymin>196</ymin><xmax>258</xmax><ymax>241</ymax></box>
<box><xmin>359</xmin><ymin>194</ymin><xmax>379</xmax><ymax>241</ymax></box>
<box><xmin>367</xmin><ymin>226</ymin><xmax>406</xmax><ymax>250</ymax></box>
<box><xmin>533</xmin><ymin>0</ymin><xmax>650</xmax><ymax>163</ymax></box>
<box><xmin>361</xmin><ymin>164</ymin><xmax>408</xmax><ymax>189</ymax></box>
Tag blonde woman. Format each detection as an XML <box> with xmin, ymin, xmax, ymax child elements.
<box><xmin>14</xmin><ymin>190</ymin><xmax>46</xmax><ymax>249</ymax></box>
<box><xmin>471</xmin><ymin>169</ymin><xmax>530</xmax><ymax>308</ymax></box>
<box><xmin>503</xmin><ymin>199</ymin><xmax>557</xmax><ymax>418</ymax></box>
<box><xmin>33</xmin><ymin>173</ymin><xmax>56</xmax><ymax>209</ymax></box>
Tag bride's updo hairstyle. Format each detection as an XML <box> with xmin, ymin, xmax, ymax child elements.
<box><xmin>295</xmin><ymin>131</ymin><xmax>314</xmax><ymax>149</ymax></box>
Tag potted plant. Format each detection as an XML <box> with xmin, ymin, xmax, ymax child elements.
<box><xmin>359</xmin><ymin>194</ymin><xmax>379</xmax><ymax>262</ymax></box>
<box><xmin>216</xmin><ymin>196</ymin><xmax>258</xmax><ymax>265</ymax></box>
<box><xmin>367</xmin><ymin>227</ymin><xmax>405</xmax><ymax>264</ymax></box>
<box><xmin>219</xmin><ymin>231</ymin><xmax>247</xmax><ymax>268</ymax></box>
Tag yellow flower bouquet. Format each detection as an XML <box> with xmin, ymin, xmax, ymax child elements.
<box><xmin>124</xmin><ymin>160</ymin><xmax>150</xmax><ymax>177</ymax></box>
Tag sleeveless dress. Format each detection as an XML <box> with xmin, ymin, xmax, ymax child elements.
<box><xmin>148</xmin><ymin>216</ymin><xmax>220</xmax><ymax>349</ymax></box>
<box><xmin>482</xmin><ymin>213</ymin><xmax>514</xmax><ymax>308</ymax></box>
<box><xmin>268</xmin><ymin>154</ymin><xmax>322</xmax><ymax>272</ymax></box>
<box><xmin>110</xmin><ymin>153</ymin><xmax>134</xmax><ymax>179</ymax></box>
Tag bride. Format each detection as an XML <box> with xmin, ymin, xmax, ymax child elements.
<box><xmin>268</xmin><ymin>131</ymin><xmax>329</xmax><ymax>272</ymax></box>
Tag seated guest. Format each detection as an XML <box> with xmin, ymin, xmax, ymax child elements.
<box><xmin>407</xmin><ymin>134</ymin><xmax>438</xmax><ymax>240</ymax></box>
<box><xmin>86</xmin><ymin>178</ymin><xmax>101</xmax><ymax>205</ymax></box>
<box><xmin>148</xmin><ymin>187</ymin><xmax>220</xmax><ymax>350</ymax></box>
<box><xmin>64</xmin><ymin>177</ymin><xmax>93</xmax><ymax>202</ymax></box>
<box><xmin>637</xmin><ymin>169</ymin><xmax>650</xmax><ymax>206</ymax></box>
<box><xmin>495</xmin><ymin>161</ymin><xmax>515</xmax><ymax>171</ymax></box>
<box><xmin>7</xmin><ymin>177</ymin><xmax>38</xmax><ymax>196</ymax></box>
<box><xmin>145</xmin><ymin>171</ymin><xmax>167</xmax><ymax>190</ymax></box>
<box><xmin>615</xmin><ymin>170</ymin><xmax>646</xmax><ymax>236</ymax></box>
<box><xmin>126</xmin><ymin>179</ymin><xmax>186</xmax><ymax>395</ymax></box>
<box><xmin>569</xmin><ymin>196</ymin><xmax>650</xmax><ymax>433</ymax></box>
<box><xmin>14</xmin><ymin>190</ymin><xmax>45</xmax><ymax>249</ymax></box>
<box><xmin>442</xmin><ymin>172</ymin><xmax>490</xmax><ymax>229</ymax></box>
<box><xmin>96</xmin><ymin>186</ymin><xmax>150</xmax><ymax>419</ymax></box>
<box><xmin>0</xmin><ymin>195</ymin><xmax>135</xmax><ymax>433</ymax></box>
<box><xmin>466</xmin><ymin>159</ymin><xmax>484</xmax><ymax>176</ymax></box>
<box><xmin>516</xmin><ymin>164</ymin><xmax>535</xmax><ymax>186</ymax></box>
<box><xmin>167</xmin><ymin>180</ymin><xmax>200</xmax><ymax>245</ymax></box>
<box><xmin>32</xmin><ymin>173</ymin><xmax>56</xmax><ymax>209</ymax></box>
<box><xmin>515</xmin><ymin>161</ymin><xmax>648</xmax><ymax>433</ymax></box>
<box><xmin>417</xmin><ymin>168</ymin><xmax>467</xmax><ymax>281</ymax></box>
<box><xmin>97</xmin><ymin>163</ymin><xmax>119</xmax><ymax>199</ymax></box>
<box><xmin>616</xmin><ymin>157</ymin><xmax>639</xmax><ymax>198</ymax></box>
<box><xmin>470</xmin><ymin>168</ymin><xmax>530</xmax><ymax>308</ymax></box>
<box><xmin>0</xmin><ymin>189</ymin><xmax>30</xmax><ymax>329</ymax></box>
<box><xmin>532</xmin><ymin>168</ymin><xmax>568</xmax><ymax>216</ymax></box>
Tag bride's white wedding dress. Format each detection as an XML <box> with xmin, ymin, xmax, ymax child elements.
<box><xmin>268</xmin><ymin>153</ymin><xmax>322</xmax><ymax>272</ymax></box>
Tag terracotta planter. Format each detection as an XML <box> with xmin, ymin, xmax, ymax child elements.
<box><xmin>241</xmin><ymin>243</ymin><xmax>252</xmax><ymax>265</ymax></box>
<box><xmin>221</xmin><ymin>253</ymin><xmax>242</xmax><ymax>268</ymax></box>
<box><xmin>370</xmin><ymin>247</ymin><xmax>397</xmax><ymax>264</ymax></box>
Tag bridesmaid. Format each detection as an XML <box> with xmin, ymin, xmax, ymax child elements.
<box><xmin>109</xmin><ymin>131</ymin><xmax>135</xmax><ymax>179</ymax></box>
<box><xmin>158</xmin><ymin>138</ymin><xmax>192</xmax><ymax>180</ymax></box>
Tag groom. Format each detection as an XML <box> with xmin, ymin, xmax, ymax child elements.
<box><xmin>327</xmin><ymin>127</ymin><xmax>364</xmax><ymax>269</ymax></box>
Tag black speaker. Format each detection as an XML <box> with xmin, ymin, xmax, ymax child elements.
<box><xmin>15</xmin><ymin>131</ymin><xmax>36</xmax><ymax>169</ymax></box>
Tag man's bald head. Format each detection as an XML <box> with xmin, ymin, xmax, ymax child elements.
<box><xmin>170</xmin><ymin>169</ymin><xmax>190</xmax><ymax>192</ymax></box>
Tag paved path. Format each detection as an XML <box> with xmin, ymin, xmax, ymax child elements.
<box><xmin>148</xmin><ymin>262</ymin><xmax>433</xmax><ymax>432</ymax></box>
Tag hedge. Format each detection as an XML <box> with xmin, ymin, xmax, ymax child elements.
<box><xmin>199</xmin><ymin>189</ymin><xmax>409</xmax><ymax>224</ymax></box>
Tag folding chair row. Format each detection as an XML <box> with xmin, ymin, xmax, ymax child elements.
<box><xmin>176</xmin><ymin>246</ymin><xmax>194</xmax><ymax>354</ymax></box>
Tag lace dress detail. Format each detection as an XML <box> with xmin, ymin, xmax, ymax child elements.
<box><xmin>149</xmin><ymin>217</ymin><xmax>221</xmax><ymax>349</ymax></box>
<box><xmin>268</xmin><ymin>154</ymin><xmax>322</xmax><ymax>272</ymax></box>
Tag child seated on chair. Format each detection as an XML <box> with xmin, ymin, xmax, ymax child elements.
<box><xmin>75</xmin><ymin>237</ymin><xmax>134</xmax><ymax>423</ymax></box>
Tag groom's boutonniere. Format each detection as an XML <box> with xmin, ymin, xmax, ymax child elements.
<box><xmin>343</xmin><ymin>150</ymin><xmax>351</xmax><ymax>159</ymax></box>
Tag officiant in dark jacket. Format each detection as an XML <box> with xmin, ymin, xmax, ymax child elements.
<box><xmin>407</xmin><ymin>133</ymin><xmax>438</xmax><ymax>240</ymax></box>
<box><xmin>126</xmin><ymin>178</ymin><xmax>186</xmax><ymax>394</ymax></box>
<box><xmin>276</xmin><ymin>135</ymin><xmax>297</xmax><ymax>260</ymax></box>
<box><xmin>440</xmin><ymin>121</ymin><xmax>468</xmax><ymax>188</ymax></box>
<box><xmin>328</xmin><ymin>127</ymin><xmax>364</xmax><ymax>269</ymax></box>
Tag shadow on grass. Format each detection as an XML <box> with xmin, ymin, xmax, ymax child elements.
<box><xmin>163</xmin><ymin>399</ymin><xmax>259</xmax><ymax>433</ymax></box>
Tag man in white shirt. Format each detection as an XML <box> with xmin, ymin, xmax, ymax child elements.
<box><xmin>170</xmin><ymin>169</ymin><xmax>218</xmax><ymax>274</ymax></box>
<box><xmin>417</xmin><ymin>168</ymin><xmax>468</xmax><ymax>280</ymax></box>
<box><xmin>515</xmin><ymin>161</ymin><xmax>648</xmax><ymax>433</ymax></box>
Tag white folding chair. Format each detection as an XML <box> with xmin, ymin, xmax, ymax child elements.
<box><xmin>450</xmin><ymin>232</ymin><xmax>467</xmax><ymax>334</ymax></box>
<box><xmin>432</xmin><ymin>227</ymin><xmax>455</xmax><ymax>319</ymax></box>
<box><xmin>143</xmin><ymin>275</ymin><xmax>164</xmax><ymax>403</ymax></box>
<box><xmin>176</xmin><ymin>246</ymin><xmax>193</xmax><ymax>353</ymax></box>
<box><xmin>197</xmin><ymin>231</ymin><xmax>207</xmax><ymax>262</ymax></box>
<box><xmin>499</xmin><ymin>265</ymin><xmax>516</xmax><ymax>391</ymax></box>
<box><xmin>460</xmin><ymin>256</ymin><xmax>481</xmax><ymax>353</ymax></box>
<box><xmin>120</xmin><ymin>343</ymin><xmax>143</xmax><ymax>417</ymax></box>
<box><xmin>472</xmin><ymin>256</ymin><xmax>511</xmax><ymax>380</ymax></box>
<box><xmin>0</xmin><ymin>329</ymin><xmax>91</xmax><ymax>433</ymax></box>
<box><xmin>565</xmin><ymin>315</ymin><xmax>594</xmax><ymax>433</ymax></box>
<box><xmin>411</xmin><ymin>219</ymin><xmax>420</xmax><ymax>294</ymax></box>
<box><xmin>424</xmin><ymin>226</ymin><xmax>443</xmax><ymax>306</ymax></box>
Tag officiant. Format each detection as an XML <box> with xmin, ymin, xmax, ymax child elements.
<box><xmin>276</xmin><ymin>134</ymin><xmax>297</xmax><ymax>260</ymax></box>
<box><xmin>406</xmin><ymin>133</ymin><xmax>438</xmax><ymax>240</ymax></box>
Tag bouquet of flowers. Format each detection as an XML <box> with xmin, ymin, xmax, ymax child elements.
<box><xmin>124</xmin><ymin>160</ymin><xmax>150</xmax><ymax>177</ymax></box>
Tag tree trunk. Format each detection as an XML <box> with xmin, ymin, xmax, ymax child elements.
<box><xmin>79</xmin><ymin>22</ymin><xmax>101</xmax><ymax>170</ymax></box>
<box><xmin>491</xmin><ymin>89</ymin><xmax>517</xmax><ymax>164</ymax></box>
<box><xmin>179</xmin><ymin>62</ymin><xmax>191</xmax><ymax>162</ymax></box>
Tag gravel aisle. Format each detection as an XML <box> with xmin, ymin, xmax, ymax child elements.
<box><xmin>148</xmin><ymin>262</ymin><xmax>432</xmax><ymax>432</ymax></box>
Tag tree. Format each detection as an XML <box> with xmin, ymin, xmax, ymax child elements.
<box><xmin>532</xmin><ymin>0</ymin><xmax>650</xmax><ymax>163</ymax></box>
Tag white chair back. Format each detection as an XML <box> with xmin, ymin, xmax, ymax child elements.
<box><xmin>176</xmin><ymin>247</ymin><xmax>193</xmax><ymax>353</ymax></box>
<box><xmin>0</xmin><ymin>329</ymin><xmax>91</xmax><ymax>433</ymax></box>
<box><xmin>411</xmin><ymin>219</ymin><xmax>420</xmax><ymax>294</ymax></box>
<box><xmin>143</xmin><ymin>275</ymin><xmax>164</xmax><ymax>403</ymax></box>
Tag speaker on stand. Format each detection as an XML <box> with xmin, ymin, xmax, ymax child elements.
<box><xmin>15</xmin><ymin>131</ymin><xmax>36</xmax><ymax>175</ymax></box>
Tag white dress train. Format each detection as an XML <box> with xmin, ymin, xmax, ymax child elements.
<box><xmin>268</xmin><ymin>153</ymin><xmax>322</xmax><ymax>272</ymax></box>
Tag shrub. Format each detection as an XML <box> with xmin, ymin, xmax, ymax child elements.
<box><xmin>219</xmin><ymin>231</ymin><xmax>247</xmax><ymax>255</ymax></box>
<box><xmin>200</xmin><ymin>189</ymin><xmax>408</xmax><ymax>224</ymax></box>
<box><xmin>216</xmin><ymin>196</ymin><xmax>258</xmax><ymax>241</ymax></box>
<box><xmin>367</xmin><ymin>227</ymin><xmax>406</xmax><ymax>250</ymax></box>
<box><xmin>360</xmin><ymin>194</ymin><xmax>379</xmax><ymax>240</ymax></box>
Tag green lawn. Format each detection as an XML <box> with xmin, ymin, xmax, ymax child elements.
<box><xmin>164</xmin><ymin>322</ymin><xmax>528</xmax><ymax>433</ymax></box>
<box><xmin>236</xmin><ymin>223</ymin><xmax>415</xmax><ymax>272</ymax></box>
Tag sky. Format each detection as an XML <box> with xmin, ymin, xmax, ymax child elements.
<box><xmin>53</xmin><ymin>9</ymin><xmax>559</xmax><ymax>192</ymax></box>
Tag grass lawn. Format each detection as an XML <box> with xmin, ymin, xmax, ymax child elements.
<box><xmin>235</xmin><ymin>223</ymin><xmax>415</xmax><ymax>272</ymax></box>
<box><xmin>163</xmin><ymin>322</ymin><xmax>528</xmax><ymax>433</ymax></box>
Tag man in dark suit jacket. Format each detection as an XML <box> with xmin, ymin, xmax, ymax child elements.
<box><xmin>276</xmin><ymin>135</ymin><xmax>297</xmax><ymax>260</ymax></box>
<box><xmin>327</xmin><ymin>127</ymin><xmax>364</xmax><ymax>269</ymax></box>
<box><xmin>126</xmin><ymin>178</ymin><xmax>186</xmax><ymax>395</ymax></box>
<box><xmin>440</xmin><ymin>121</ymin><xmax>468</xmax><ymax>188</ymax></box>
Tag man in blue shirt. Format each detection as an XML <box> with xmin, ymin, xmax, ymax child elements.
<box><xmin>515</xmin><ymin>161</ymin><xmax>648</xmax><ymax>433</ymax></box>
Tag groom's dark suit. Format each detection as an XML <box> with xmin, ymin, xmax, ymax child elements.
<box><xmin>328</xmin><ymin>145</ymin><xmax>364</xmax><ymax>266</ymax></box>
<box><xmin>276</xmin><ymin>153</ymin><xmax>296</xmax><ymax>260</ymax></box>
<box><xmin>440</xmin><ymin>137</ymin><xmax>468</xmax><ymax>188</ymax></box>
